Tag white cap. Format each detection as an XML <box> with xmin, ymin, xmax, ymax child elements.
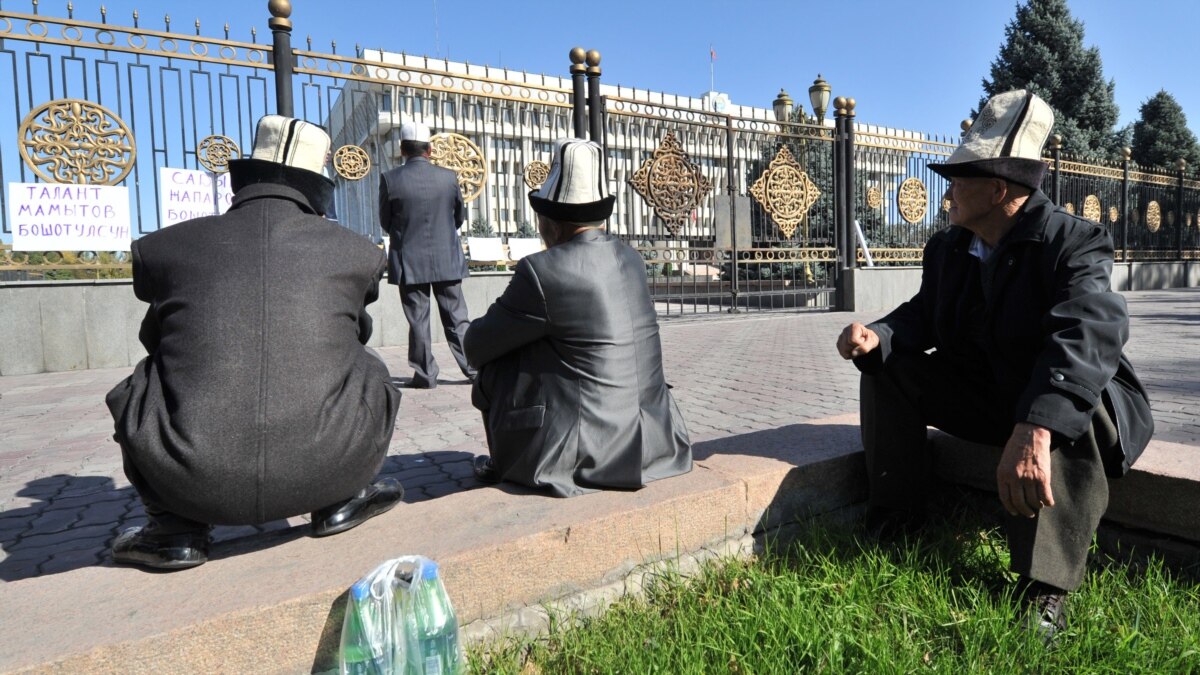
<box><xmin>400</xmin><ymin>122</ymin><xmax>432</xmax><ymax>142</ymax></box>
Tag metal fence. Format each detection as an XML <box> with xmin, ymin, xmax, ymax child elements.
<box><xmin>601</xmin><ymin>96</ymin><xmax>837</xmax><ymax>314</ymax></box>
<box><xmin>3</xmin><ymin>1</ymin><xmax>1200</xmax><ymax>311</ymax></box>
<box><xmin>851</xmin><ymin>127</ymin><xmax>957</xmax><ymax>265</ymax></box>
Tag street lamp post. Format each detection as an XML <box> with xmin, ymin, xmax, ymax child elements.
<box><xmin>808</xmin><ymin>74</ymin><xmax>831</xmax><ymax>125</ymax></box>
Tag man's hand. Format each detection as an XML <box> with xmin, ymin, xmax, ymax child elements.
<box><xmin>836</xmin><ymin>322</ymin><xmax>880</xmax><ymax>360</ymax></box>
<box><xmin>996</xmin><ymin>423</ymin><xmax>1055</xmax><ymax>517</ymax></box>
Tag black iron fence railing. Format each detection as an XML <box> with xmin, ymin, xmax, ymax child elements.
<box><xmin>2</xmin><ymin>2</ymin><xmax>1198</xmax><ymax>314</ymax></box>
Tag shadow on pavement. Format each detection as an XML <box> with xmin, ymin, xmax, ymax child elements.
<box><xmin>0</xmin><ymin>453</ymin><xmax>494</xmax><ymax>582</ymax></box>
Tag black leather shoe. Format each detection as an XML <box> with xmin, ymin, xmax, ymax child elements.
<box><xmin>1019</xmin><ymin>577</ymin><xmax>1068</xmax><ymax>645</ymax></box>
<box><xmin>111</xmin><ymin>526</ymin><xmax>210</xmax><ymax>570</ymax></box>
<box><xmin>311</xmin><ymin>478</ymin><xmax>404</xmax><ymax>537</ymax></box>
<box><xmin>473</xmin><ymin>455</ymin><xmax>501</xmax><ymax>484</ymax></box>
<box><xmin>863</xmin><ymin>505</ymin><xmax>923</xmax><ymax>542</ymax></box>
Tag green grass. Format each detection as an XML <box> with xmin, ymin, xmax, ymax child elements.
<box><xmin>466</xmin><ymin>509</ymin><xmax>1200</xmax><ymax>674</ymax></box>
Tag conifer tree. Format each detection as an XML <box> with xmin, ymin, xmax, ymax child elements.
<box><xmin>979</xmin><ymin>0</ymin><xmax>1120</xmax><ymax>160</ymax></box>
<box><xmin>1131</xmin><ymin>90</ymin><xmax>1200</xmax><ymax>170</ymax></box>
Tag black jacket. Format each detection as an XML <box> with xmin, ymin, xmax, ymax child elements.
<box><xmin>857</xmin><ymin>190</ymin><xmax>1152</xmax><ymax>476</ymax></box>
<box><xmin>378</xmin><ymin>156</ymin><xmax>468</xmax><ymax>286</ymax></box>
<box><xmin>106</xmin><ymin>182</ymin><xmax>400</xmax><ymax>524</ymax></box>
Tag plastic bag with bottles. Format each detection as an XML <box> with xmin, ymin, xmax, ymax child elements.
<box><xmin>340</xmin><ymin>555</ymin><xmax>461</xmax><ymax>675</ymax></box>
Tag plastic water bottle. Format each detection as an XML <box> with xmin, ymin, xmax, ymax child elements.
<box><xmin>341</xmin><ymin>579</ymin><xmax>387</xmax><ymax>675</ymax></box>
<box><xmin>411</xmin><ymin>562</ymin><xmax>461</xmax><ymax>675</ymax></box>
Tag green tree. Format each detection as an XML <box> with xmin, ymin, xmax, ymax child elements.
<box><xmin>1130</xmin><ymin>90</ymin><xmax>1200</xmax><ymax>170</ymax></box>
<box><xmin>979</xmin><ymin>0</ymin><xmax>1120</xmax><ymax>160</ymax></box>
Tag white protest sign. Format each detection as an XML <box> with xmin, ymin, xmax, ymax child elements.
<box><xmin>159</xmin><ymin>167</ymin><xmax>234</xmax><ymax>227</ymax></box>
<box><xmin>9</xmin><ymin>183</ymin><xmax>132</xmax><ymax>251</ymax></box>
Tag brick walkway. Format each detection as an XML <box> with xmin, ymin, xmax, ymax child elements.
<box><xmin>1</xmin><ymin>288</ymin><xmax>1196</xmax><ymax>581</ymax></box>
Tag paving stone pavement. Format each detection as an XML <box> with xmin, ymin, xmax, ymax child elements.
<box><xmin>0</xmin><ymin>288</ymin><xmax>1196</xmax><ymax>582</ymax></box>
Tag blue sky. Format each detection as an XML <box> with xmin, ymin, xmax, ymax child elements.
<box><xmin>57</xmin><ymin>0</ymin><xmax>1200</xmax><ymax>138</ymax></box>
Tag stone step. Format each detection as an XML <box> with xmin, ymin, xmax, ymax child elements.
<box><xmin>4</xmin><ymin>416</ymin><xmax>1193</xmax><ymax>673</ymax></box>
<box><xmin>1</xmin><ymin>416</ymin><xmax>866</xmax><ymax>674</ymax></box>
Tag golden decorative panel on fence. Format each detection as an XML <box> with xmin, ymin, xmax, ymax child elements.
<box><xmin>629</xmin><ymin>131</ymin><xmax>713</xmax><ymax>236</ymax></box>
<box><xmin>866</xmin><ymin>186</ymin><xmax>882</xmax><ymax>210</ymax></box>
<box><xmin>333</xmin><ymin>145</ymin><xmax>371</xmax><ymax>181</ymax></box>
<box><xmin>197</xmin><ymin>135</ymin><xmax>240</xmax><ymax>173</ymax></box>
<box><xmin>748</xmin><ymin>146</ymin><xmax>821</xmax><ymax>239</ymax></box>
<box><xmin>1147</xmin><ymin>201</ymin><xmax>1161</xmax><ymax>232</ymax></box>
<box><xmin>1109</xmin><ymin>206</ymin><xmax>1119</xmax><ymax>224</ymax></box>
<box><xmin>430</xmin><ymin>133</ymin><xmax>486</xmax><ymax>202</ymax></box>
<box><xmin>896</xmin><ymin>178</ymin><xmax>927</xmax><ymax>224</ymax></box>
<box><xmin>1065</xmin><ymin>202</ymin><xmax>1075</xmax><ymax>215</ymax></box>
<box><xmin>523</xmin><ymin>160</ymin><xmax>550</xmax><ymax>190</ymax></box>
<box><xmin>18</xmin><ymin>98</ymin><xmax>136</xmax><ymax>185</ymax></box>
<box><xmin>1083</xmin><ymin>195</ymin><xmax>1101</xmax><ymax>222</ymax></box>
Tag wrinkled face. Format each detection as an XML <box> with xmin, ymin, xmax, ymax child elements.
<box><xmin>945</xmin><ymin>177</ymin><xmax>1001</xmax><ymax>231</ymax></box>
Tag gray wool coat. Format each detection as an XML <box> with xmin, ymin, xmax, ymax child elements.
<box><xmin>105</xmin><ymin>182</ymin><xmax>400</xmax><ymax>525</ymax></box>
<box><xmin>379</xmin><ymin>156</ymin><xmax>469</xmax><ymax>286</ymax></box>
<box><xmin>464</xmin><ymin>229</ymin><xmax>693</xmax><ymax>497</ymax></box>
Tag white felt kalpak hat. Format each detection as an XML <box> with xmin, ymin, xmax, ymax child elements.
<box><xmin>229</xmin><ymin>115</ymin><xmax>334</xmax><ymax>211</ymax></box>
<box><xmin>528</xmin><ymin>138</ymin><xmax>615</xmax><ymax>222</ymax></box>
<box><xmin>400</xmin><ymin>122</ymin><xmax>432</xmax><ymax>142</ymax></box>
<box><xmin>929</xmin><ymin>89</ymin><xmax>1054</xmax><ymax>189</ymax></box>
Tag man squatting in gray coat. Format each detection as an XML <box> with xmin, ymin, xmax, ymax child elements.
<box><xmin>106</xmin><ymin>116</ymin><xmax>404</xmax><ymax>570</ymax></box>
<box><xmin>837</xmin><ymin>90</ymin><xmax>1153</xmax><ymax>641</ymax></box>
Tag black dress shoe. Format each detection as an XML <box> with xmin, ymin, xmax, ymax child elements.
<box><xmin>311</xmin><ymin>478</ymin><xmax>404</xmax><ymax>537</ymax></box>
<box><xmin>863</xmin><ymin>505</ymin><xmax>923</xmax><ymax>542</ymax></box>
<box><xmin>473</xmin><ymin>455</ymin><xmax>501</xmax><ymax>484</ymax></box>
<box><xmin>1019</xmin><ymin>578</ymin><xmax>1068</xmax><ymax>645</ymax></box>
<box><xmin>111</xmin><ymin>526</ymin><xmax>210</xmax><ymax>570</ymax></box>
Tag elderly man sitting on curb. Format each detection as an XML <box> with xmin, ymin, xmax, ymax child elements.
<box><xmin>837</xmin><ymin>90</ymin><xmax>1153</xmax><ymax>641</ymax></box>
<box><xmin>464</xmin><ymin>138</ymin><xmax>693</xmax><ymax>497</ymax></box>
<box><xmin>105</xmin><ymin>116</ymin><xmax>404</xmax><ymax>570</ymax></box>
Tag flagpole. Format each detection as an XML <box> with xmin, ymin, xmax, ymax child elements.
<box><xmin>709</xmin><ymin>44</ymin><xmax>714</xmax><ymax>92</ymax></box>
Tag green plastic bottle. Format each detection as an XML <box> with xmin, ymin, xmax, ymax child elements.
<box><xmin>342</xmin><ymin>579</ymin><xmax>386</xmax><ymax>675</ymax></box>
<box><xmin>410</xmin><ymin>562</ymin><xmax>460</xmax><ymax>675</ymax></box>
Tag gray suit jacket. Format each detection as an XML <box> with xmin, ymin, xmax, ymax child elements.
<box><xmin>105</xmin><ymin>183</ymin><xmax>400</xmax><ymax>525</ymax></box>
<box><xmin>464</xmin><ymin>229</ymin><xmax>692</xmax><ymax>497</ymax></box>
<box><xmin>379</xmin><ymin>156</ymin><xmax>468</xmax><ymax>285</ymax></box>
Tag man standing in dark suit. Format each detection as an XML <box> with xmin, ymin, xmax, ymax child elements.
<box><xmin>379</xmin><ymin>122</ymin><xmax>476</xmax><ymax>389</ymax></box>
<box><xmin>465</xmin><ymin>138</ymin><xmax>692</xmax><ymax>497</ymax></box>
<box><xmin>105</xmin><ymin>116</ymin><xmax>405</xmax><ymax>570</ymax></box>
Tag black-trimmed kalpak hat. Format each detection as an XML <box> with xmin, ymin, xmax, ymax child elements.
<box><xmin>929</xmin><ymin>89</ymin><xmax>1054</xmax><ymax>190</ymax></box>
<box><xmin>229</xmin><ymin>115</ymin><xmax>335</xmax><ymax>213</ymax></box>
<box><xmin>528</xmin><ymin>138</ymin><xmax>616</xmax><ymax>222</ymax></box>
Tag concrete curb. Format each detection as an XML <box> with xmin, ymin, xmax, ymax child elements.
<box><xmin>3</xmin><ymin>417</ymin><xmax>865</xmax><ymax>673</ymax></box>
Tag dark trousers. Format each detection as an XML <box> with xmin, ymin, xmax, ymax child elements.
<box><xmin>860</xmin><ymin>352</ymin><xmax>1111</xmax><ymax>591</ymax></box>
<box><xmin>119</xmin><ymin>443</ymin><xmax>212</xmax><ymax>537</ymax></box>
<box><xmin>400</xmin><ymin>280</ymin><xmax>475</xmax><ymax>387</ymax></box>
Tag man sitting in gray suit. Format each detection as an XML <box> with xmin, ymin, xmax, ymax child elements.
<box><xmin>379</xmin><ymin>122</ymin><xmax>476</xmax><ymax>389</ymax></box>
<box><xmin>105</xmin><ymin>116</ymin><xmax>404</xmax><ymax>570</ymax></box>
<box><xmin>465</xmin><ymin>138</ymin><xmax>693</xmax><ymax>497</ymax></box>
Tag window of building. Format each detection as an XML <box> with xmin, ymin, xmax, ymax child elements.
<box><xmin>378</xmin><ymin>93</ymin><xmax>392</xmax><ymax>112</ymax></box>
<box><xmin>444</xmin><ymin>100</ymin><xmax>455</xmax><ymax>117</ymax></box>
